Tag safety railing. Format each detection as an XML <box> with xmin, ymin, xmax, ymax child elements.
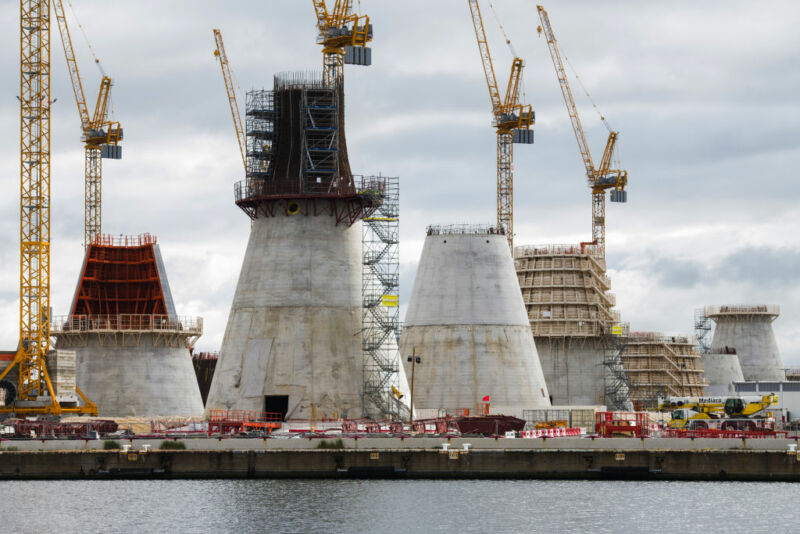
<box><xmin>51</xmin><ymin>314</ymin><xmax>203</xmax><ymax>335</ymax></box>
<box><xmin>425</xmin><ymin>224</ymin><xmax>505</xmax><ymax>236</ymax></box>
<box><xmin>703</xmin><ymin>304</ymin><xmax>780</xmax><ymax>317</ymax></box>
<box><xmin>90</xmin><ymin>233</ymin><xmax>157</xmax><ymax>247</ymax></box>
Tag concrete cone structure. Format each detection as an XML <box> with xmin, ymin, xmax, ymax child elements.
<box><xmin>400</xmin><ymin>226</ymin><xmax>550</xmax><ymax>416</ymax></box>
<box><xmin>706</xmin><ymin>305</ymin><xmax>784</xmax><ymax>382</ymax></box>
<box><xmin>204</xmin><ymin>73</ymin><xmax>387</xmax><ymax>420</ymax></box>
<box><xmin>52</xmin><ymin>234</ymin><xmax>204</xmax><ymax>417</ymax></box>
<box><xmin>703</xmin><ymin>350</ymin><xmax>744</xmax><ymax>396</ymax></box>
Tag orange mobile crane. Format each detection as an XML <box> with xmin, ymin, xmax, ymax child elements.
<box><xmin>0</xmin><ymin>0</ymin><xmax>96</xmax><ymax>416</ymax></box>
<box><xmin>537</xmin><ymin>5</ymin><xmax>627</xmax><ymax>257</ymax></box>
<box><xmin>468</xmin><ymin>0</ymin><xmax>534</xmax><ymax>250</ymax></box>
<box><xmin>53</xmin><ymin>0</ymin><xmax>123</xmax><ymax>249</ymax></box>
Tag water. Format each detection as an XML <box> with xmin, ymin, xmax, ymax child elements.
<box><xmin>1</xmin><ymin>479</ymin><xmax>798</xmax><ymax>533</ymax></box>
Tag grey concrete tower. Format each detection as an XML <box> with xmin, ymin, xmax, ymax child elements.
<box><xmin>204</xmin><ymin>73</ymin><xmax>383</xmax><ymax>420</ymax></box>
<box><xmin>703</xmin><ymin>349</ymin><xmax>745</xmax><ymax>396</ymax></box>
<box><xmin>706</xmin><ymin>304</ymin><xmax>784</xmax><ymax>382</ymax></box>
<box><xmin>399</xmin><ymin>226</ymin><xmax>551</xmax><ymax>416</ymax></box>
<box><xmin>52</xmin><ymin>234</ymin><xmax>204</xmax><ymax>417</ymax></box>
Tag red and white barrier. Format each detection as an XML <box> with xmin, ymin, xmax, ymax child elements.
<box><xmin>521</xmin><ymin>427</ymin><xmax>582</xmax><ymax>438</ymax></box>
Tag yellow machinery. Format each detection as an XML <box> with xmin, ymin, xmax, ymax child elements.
<box><xmin>212</xmin><ymin>29</ymin><xmax>247</xmax><ymax>173</ymax></box>
<box><xmin>659</xmin><ymin>395</ymin><xmax>778</xmax><ymax>429</ymax></box>
<box><xmin>0</xmin><ymin>0</ymin><xmax>96</xmax><ymax>416</ymax></box>
<box><xmin>53</xmin><ymin>0</ymin><xmax>122</xmax><ymax>249</ymax></box>
<box><xmin>312</xmin><ymin>0</ymin><xmax>373</xmax><ymax>86</ymax></box>
<box><xmin>468</xmin><ymin>0</ymin><xmax>534</xmax><ymax>250</ymax></box>
<box><xmin>536</xmin><ymin>5</ymin><xmax>627</xmax><ymax>257</ymax></box>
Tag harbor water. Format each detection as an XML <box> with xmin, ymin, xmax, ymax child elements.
<box><xmin>1</xmin><ymin>479</ymin><xmax>799</xmax><ymax>533</ymax></box>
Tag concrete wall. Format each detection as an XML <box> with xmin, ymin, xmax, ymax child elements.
<box><xmin>710</xmin><ymin>312</ymin><xmax>783</xmax><ymax>381</ymax></box>
<box><xmin>703</xmin><ymin>352</ymin><xmax>744</xmax><ymax>396</ymax></box>
<box><xmin>536</xmin><ymin>338</ymin><xmax>607</xmax><ymax>406</ymax></box>
<box><xmin>70</xmin><ymin>335</ymin><xmax>203</xmax><ymax>417</ymax></box>
<box><xmin>205</xmin><ymin>212</ymin><xmax>365</xmax><ymax>420</ymax></box>
<box><xmin>400</xmin><ymin>232</ymin><xmax>550</xmax><ymax>412</ymax></box>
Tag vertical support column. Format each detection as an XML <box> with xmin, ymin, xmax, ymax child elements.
<box><xmin>84</xmin><ymin>146</ymin><xmax>101</xmax><ymax>247</ymax></box>
<box><xmin>497</xmin><ymin>132</ymin><xmax>513</xmax><ymax>250</ymax></box>
<box><xmin>19</xmin><ymin>0</ymin><xmax>53</xmax><ymax>402</ymax></box>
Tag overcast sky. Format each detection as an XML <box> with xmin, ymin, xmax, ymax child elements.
<box><xmin>1</xmin><ymin>1</ymin><xmax>799</xmax><ymax>365</ymax></box>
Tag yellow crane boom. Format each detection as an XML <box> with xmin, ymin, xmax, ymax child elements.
<box><xmin>537</xmin><ymin>5</ymin><xmax>626</xmax><ymax>257</ymax></box>
<box><xmin>468</xmin><ymin>0</ymin><xmax>534</xmax><ymax>251</ymax></box>
<box><xmin>53</xmin><ymin>0</ymin><xmax>122</xmax><ymax>249</ymax></box>
<box><xmin>213</xmin><ymin>29</ymin><xmax>247</xmax><ymax>172</ymax></box>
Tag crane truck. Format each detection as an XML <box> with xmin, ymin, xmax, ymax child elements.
<box><xmin>658</xmin><ymin>395</ymin><xmax>778</xmax><ymax>430</ymax></box>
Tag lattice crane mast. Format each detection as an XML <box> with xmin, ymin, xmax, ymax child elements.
<box><xmin>536</xmin><ymin>5</ymin><xmax>627</xmax><ymax>257</ymax></box>
<box><xmin>213</xmin><ymin>29</ymin><xmax>247</xmax><ymax>173</ymax></box>
<box><xmin>469</xmin><ymin>0</ymin><xmax>534</xmax><ymax>251</ymax></box>
<box><xmin>312</xmin><ymin>0</ymin><xmax>373</xmax><ymax>86</ymax></box>
<box><xmin>0</xmin><ymin>0</ymin><xmax>96</xmax><ymax>416</ymax></box>
<box><xmin>53</xmin><ymin>0</ymin><xmax>123</xmax><ymax>249</ymax></box>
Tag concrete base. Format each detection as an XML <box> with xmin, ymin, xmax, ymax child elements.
<box><xmin>703</xmin><ymin>352</ymin><xmax>744</xmax><ymax>396</ymax></box>
<box><xmin>710</xmin><ymin>317</ymin><xmax>783</xmax><ymax>381</ymax></box>
<box><xmin>66</xmin><ymin>334</ymin><xmax>203</xmax><ymax>417</ymax></box>
<box><xmin>205</xmin><ymin>213</ymin><xmax>365</xmax><ymax>420</ymax></box>
<box><xmin>401</xmin><ymin>325</ymin><xmax>550</xmax><ymax>412</ymax></box>
<box><xmin>400</xmin><ymin>230</ymin><xmax>550</xmax><ymax>413</ymax></box>
<box><xmin>536</xmin><ymin>337</ymin><xmax>607</xmax><ymax>406</ymax></box>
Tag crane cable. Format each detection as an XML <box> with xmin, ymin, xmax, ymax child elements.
<box><xmin>559</xmin><ymin>43</ymin><xmax>612</xmax><ymax>133</ymax></box>
<box><xmin>66</xmin><ymin>1</ymin><xmax>117</xmax><ymax>121</ymax></box>
<box><xmin>487</xmin><ymin>1</ymin><xmax>528</xmax><ymax>105</ymax></box>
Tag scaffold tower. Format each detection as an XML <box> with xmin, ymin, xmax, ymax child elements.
<box><xmin>694</xmin><ymin>307</ymin><xmax>714</xmax><ymax>355</ymax></box>
<box><xmin>362</xmin><ymin>176</ymin><xmax>404</xmax><ymax>418</ymax></box>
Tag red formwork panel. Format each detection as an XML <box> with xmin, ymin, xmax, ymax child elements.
<box><xmin>71</xmin><ymin>234</ymin><xmax>167</xmax><ymax>317</ymax></box>
<box><xmin>595</xmin><ymin>411</ymin><xmax>651</xmax><ymax>438</ymax></box>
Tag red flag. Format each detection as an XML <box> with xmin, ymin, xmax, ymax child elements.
<box><xmin>482</xmin><ymin>395</ymin><xmax>490</xmax><ymax>402</ymax></box>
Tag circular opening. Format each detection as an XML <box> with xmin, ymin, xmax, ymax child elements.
<box><xmin>287</xmin><ymin>201</ymin><xmax>301</xmax><ymax>215</ymax></box>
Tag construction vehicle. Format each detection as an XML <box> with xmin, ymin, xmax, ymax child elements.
<box><xmin>659</xmin><ymin>395</ymin><xmax>778</xmax><ymax>430</ymax></box>
<box><xmin>536</xmin><ymin>5</ymin><xmax>627</xmax><ymax>258</ymax></box>
<box><xmin>53</xmin><ymin>0</ymin><xmax>123</xmax><ymax>249</ymax></box>
<box><xmin>468</xmin><ymin>0</ymin><xmax>535</xmax><ymax>250</ymax></box>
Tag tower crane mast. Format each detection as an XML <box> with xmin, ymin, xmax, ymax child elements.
<box><xmin>468</xmin><ymin>0</ymin><xmax>534</xmax><ymax>250</ymax></box>
<box><xmin>213</xmin><ymin>29</ymin><xmax>247</xmax><ymax>172</ymax></box>
<box><xmin>53</xmin><ymin>0</ymin><xmax>123</xmax><ymax>249</ymax></box>
<box><xmin>0</xmin><ymin>0</ymin><xmax>96</xmax><ymax>416</ymax></box>
<box><xmin>536</xmin><ymin>5</ymin><xmax>627</xmax><ymax>257</ymax></box>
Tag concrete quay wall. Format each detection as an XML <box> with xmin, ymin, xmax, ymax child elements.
<box><xmin>1</xmin><ymin>447</ymin><xmax>800</xmax><ymax>481</ymax></box>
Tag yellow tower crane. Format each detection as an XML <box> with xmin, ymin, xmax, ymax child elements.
<box><xmin>536</xmin><ymin>5</ymin><xmax>627</xmax><ymax>257</ymax></box>
<box><xmin>468</xmin><ymin>0</ymin><xmax>535</xmax><ymax>251</ymax></box>
<box><xmin>0</xmin><ymin>0</ymin><xmax>96</xmax><ymax>416</ymax></box>
<box><xmin>312</xmin><ymin>0</ymin><xmax>373</xmax><ymax>86</ymax></box>
<box><xmin>53</xmin><ymin>0</ymin><xmax>123</xmax><ymax>249</ymax></box>
<box><xmin>213</xmin><ymin>29</ymin><xmax>247</xmax><ymax>173</ymax></box>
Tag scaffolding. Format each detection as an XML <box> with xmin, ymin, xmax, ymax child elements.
<box><xmin>601</xmin><ymin>323</ymin><xmax>634</xmax><ymax>411</ymax></box>
<box><xmin>361</xmin><ymin>176</ymin><xmax>405</xmax><ymax>419</ymax></box>
<box><xmin>245</xmin><ymin>89</ymin><xmax>275</xmax><ymax>179</ymax></box>
<box><xmin>621</xmin><ymin>332</ymin><xmax>708</xmax><ymax>410</ymax></box>
<box><xmin>694</xmin><ymin>307</ymin><xmax>714</xmax><ymax>355</ymax></box>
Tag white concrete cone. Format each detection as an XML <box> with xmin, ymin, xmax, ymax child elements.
<box><xmin>706</xmin><ymin>305</ymin><xmax>784</xmax><ymax>382</ymax></box>
<box><xmin>205</xmin><ymin>214</ymin><xmax>365</xmax><ymax>420</ymax></box>
<box><xmin>400</xmin><ymin>226</ymin><xmax>551</xmax><ymax>416</ymax></box>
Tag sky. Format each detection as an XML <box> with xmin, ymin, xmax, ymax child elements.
<box><xmin>1</xmin><ymin>1</ymin><xmax>799</xmax><ymax>364</ymax></box>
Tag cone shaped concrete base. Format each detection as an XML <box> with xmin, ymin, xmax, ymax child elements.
<box><xmin>707</xmin><ymin>305</ymin><xmax>783</xmax><ymax>381</ymax></box>
<box><xmin>400</xmin><ymin>228</ymin><xmax>550</xmax><ymax>414</ymax></box>
<box><xmin>703</xmin><ymin>352</ymin><xmax>744</xmax><ymax>396</ymax></box>
<box><xmin>72</xmin><ymin>335</ymin><xmax>203</xmax><ymax>417</ymax></box>
<box><xmin>205</xmin><ymin>214</ymin><xmax>364</xmax><ymax>420</ymax></box>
